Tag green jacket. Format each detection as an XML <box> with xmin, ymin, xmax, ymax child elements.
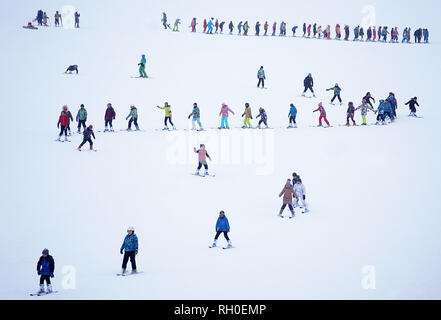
<box><xmin>127</xmin><ymin>108</ymin><xmax>138</xmax><ymax>119</ymax></box>
<box><xmin>158</xmin><ymin>106</ymin><xmax>172</xmax><ymax>117</ymax></box>
<box><xmin>76</xmin><ymin>108</ymin><xmax>87</xmax><ymax>121</ymax></box>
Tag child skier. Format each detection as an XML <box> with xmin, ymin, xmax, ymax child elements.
<box><xmin>237</xmin><ymin>21</ymin><xmax>242</xmax><ymax>35</ymax></box>
<box><xmin>302</xmin><ymin>73</ymin><xmax>315</xmax><ymax>97</ymax></box>
<box><xmin>172</xmin><ymin>18</ymin><xmax>181</xmax><ymax>31</ymax></box>
<box><xmin>207</xmin><ymin>18</ymin><xmax>214</xmax><ymax>34</ymax></box>
<box><xmin>288</xmin><ymin>103</ymin><xmax>297</xmax><ymax>128</ymax></box>
<box><xmin>256</xmin><ymin>107</ymin><xmax>268</xmax><ymax>128</ymax></box>
<box><xmin>104</xmin><ymin>103</ymin><xmax>116</xmax><ymax>132</ymax></box>
<box><xmin>188</xmin><ymin>102</ymin><xmax>203</xmax><ymax>130</ymax></box>
<box><xmin>65</xmin><ymin>65</ymin><xmax>78</xmax><ymax>74</ymax></box>
<box><xmin>63</xmin><ymin>106</ymin><xmax>73</xmax><ymax>136</ymax></box>
<box><xmin>241</xmin><ymin>103</ymin><xmax>253</xmax><ymax>128</ymax></box>
<box><xmin>257</xmin><ymin>66</ymin><xmax>266</xmax><ymax>88</ymax></box>
<box><xmin>405</xmin><ymin>97</ymin><xmax>420</xmax><ymax>117</ymax></box>
<box><xmin>203</xmin><ymin>19</ymin><xmax>207</xmax><ymax>33</ymax></box>
<box><xmin>219</xmin><ymin>103</ymin><xmax>235</xmax><ymax>129</ymax></box>
<box><xmin>293</xmin><ymin>179</ymin><xmax>309</xmax><ymax>213</ymax></box>
<box><xmin>190</xmin><ymin>18</ymin><xmax>197</xmax><ymax>32</ymax></box>
<box><xmin>263</xmin><ymin>21</ymin><xmax>268</xmax><ymax>35</ymax></box>
<box><xmin>228</xmin><ymin>21</ymin><xmax>234</xmax><ymax>34</ymax></box>
<box><xmin>313</xmin><ymin>102</ymin><xmax>330</xmax><ymax>127</ymax></box>
<box><xmin>326</xmin><ymin>84</ymin><xmax>342</xmax><ymax>105</ymax></box>
<box><xmin>126</xmin><ymin>105</ymin><xmax>140</xmax><ymax>130</ymax></box>
<box><xmin>76</xmin><ymin>104</ymin><xmax>87</xmax><ymax>133</ymax></box>
<box><xmin>138</xmin><ymin>54</ymin><xmax>147</xmax><ymax>78</ymax></box>
<box><xmin>120</xmin><ymin>226</ymin><xmax>138</xmax><ymax>275</ymax></box>
<box><xmin>77</xmin><ymin>125</ymin><xmax>95</xmax><ymax>150</ymax></box>
<box><xmin>211</xmin><ymin>211</ymin><xmax>232</xmax><ymax>248</ymax></box>
<box><xmin>36</xmin><ymin>249</ymin><xmax>55</xmax><ymax>294</ymax></box>
<box><xmin>243</xmin><ymin>21</ymin><xmax>249</xmax><ymax>35</ymax></box>
<box><xmin>278</xmin><ymin>179</ymin><xmax>297</xmax><ymax>218</ymax></box>
<box><xmin>194</xmin><ymin>144</ymin><xmax>212</xmax><ymax>176</ymax></box>
<box><xmin>355</xmin><ymin>99</ymin><xmax>375</xmax><ymax>125</ymax></box>
<box><xmin>156</xmin><ymin>102</ymin><xmax>176</xmax><ymax>130</ymax></box>
<box><xmin>375</xmin><ymin>100</ymin><xmax>386</xmax><ymax>125</ymax></box>
<box><xmin>272</xmin><ymin>22</ymin><xmax>277</xmax><ymax>36</ymax></box>
<box><xmin>57</xmin><ymin>106</ymin><xmax>69</xmax><ymax>141</ymax></box>
<box><xmin>54</xmin><ymin>11</ymin><xmax>62</xmax><ymax>27</ymax></box>
<box><xmin>346</xmin><ymin>102</ymin><xmax>356</xmax><ymax>126</ymax></box>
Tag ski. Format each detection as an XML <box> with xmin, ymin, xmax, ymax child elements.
<box><xmin>78</xmin><ymin>149</ymin><xmax>98</xmax><ymax>152</ymax></box>
<box><xmin>30</xmin><ymin>291</ymin><xmax>58</xmax><ymax>296</ymax></box>
<box><xmin>117</xmin><ymin>271</ymin><xmax>143</xmax><ymax>276</ymax></box>
<box><xmin>192</xmin><ymin>173</ymin><xmax>216</xmax><ymax>178</ymax></box>
<box><xmin>222</xmin><ymin>246</ymin><xmax>234</xmax><ymax>250</ymax></box>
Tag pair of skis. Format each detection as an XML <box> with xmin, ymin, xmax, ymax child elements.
<box><xmin>209</xmin><ymin>245</ymin><xmax>234</xmax><ymax>250</ymax></box>
<box><xmin>30</xmin><ymin>291</ymin><xmax>58</xmax><ymax>296</ymax></box>
<box><xmin>116</xmin><ymin>271</ymin><xmax>144</xmax><ymax>277</ymax></box>
<box><xmin>192</xmin><ymin>173</ymin><xmax>216</xmax><ymax>178</ymax></box>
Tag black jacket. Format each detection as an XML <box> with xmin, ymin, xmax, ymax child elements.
<box><xmin>83</xmin><ymin>127</ymin><xmax>96</xmax><ymax>140</ymax></box>
<box><xmin>363</xmin><ymin>95</ymin><xmax>376</xmax><ymax>107</ymax></box>
<box><xmin>37</xmin><ymin>255</ymin><xmax>55</xmax><ymax>274</ymax></box>
<box><xmin>405</xmin><ymin>99</ymin><xmax>419</xmax><ymax>109</ymax></box>
<box><xmin>304</xmin><ymin>76</ymin><xmax>313</xmax><ymax>88</ymax></box>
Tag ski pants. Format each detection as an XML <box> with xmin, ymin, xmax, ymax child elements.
<box><xmin>105</xmin><ymin>120</ymin><xmax>113</xmax><ymax>128</ymax></box>
<box><xmin>264</xmin><ymin>29</ymin><xmax>267</xmax><ymax>36</ymax></box>
<box><xmin>164</xmin><ymin>116</ymin><xmax>174</xmax><ymax>127</ymax></box>
<box><xmin>122</xmin><ymin>251</ymin><xmax>137</xmax><ymax>270</ymax></box>
<box><xmin>362</xmin><ymin>115</ymin><xmax>367</xmax><ymax>124</ymax></box>
<box><xmin>192</xmin><ymin>117</ymin><xmax>202</xmax><ymax>129</ymax></box>
<box><xmin>197</xmin><ymin>161</ymin><xmax>208</xmax><ymax>170</ymax></box>
<box><xmin>289</xmin><ymin>115</ymin><xmax>296</xmax><ymax>124</ymax></box>
<box><xmin>331</xmin><ymin>94</ymin><xmax>342</xmax><ymax>103</ymax></box>
<box><xmin>347</xmin><ymin>114</ymin><xmax>355</xmax><ymax>123</ymax></box>
<box><xmin>377</xmin><ymin>114</ymin><xmax>385</xmax><ymax>121</ymax></box>
<box><xmin>214</xmin><ymin>231</ymin><xmax>230</xmax><ymax>241</ymax></box>
<box><xmin>59</xmin><ymin>126</ymin><xmax>67</xmax><ymax>136</ymax></box>
<box><xmin>257</xmin><ymin>78</ymin><xmax>265</xmax><ymax>88</ymax></box>
<box><xmin>280</xmin><ymin>203</ymin><xmax>294</xmax><ymax>214</ymax></box>
<box><xmin>384</xmin><ymin>112</ymin><xmax>394</xmax><ymax>121</ymax></box>
<box><xmin>163</xmin><ymin>22</ymin><xmax>168</xmax><ymax>29</ymax></box>
<box><xmin>303</xmin><ymin>85</ymin><xmax>314</xmax><ymax>93</ymax></box>
<box><xmin>207</xmin><ymin>26</ymin><xmax>213</xmax><ymax>33</ymax></box>
<box><xmin>220</xmin><ymin>116</ymin><xmax>229</xmax><ymax>128</ymax></box>
<box><xmin>244</xmin><ymin>117</ymin><xmax>251</xmax><ymax>127</ymax></box>
<box><xmin>258</xmin><ymin>119</ymin><xmax>267</xmax><ymax>126</ymax></box>
<box><xmin>139</xmin><ymin>65</ymin><xmax>147</xmax><ymax>77</ymax></box>
<box><xmin>319</xmin><ymin>115</ymin><xmax>329</xmax><ymax>126</ymax></box>
<box><xmin>77</xmin><ymin>120</ymin><xmax>86</xmax><ymax>131</ymax></box>
<box><xmin>79</xmin><ymin>137</ymin><xmax>93</xmax><ymax>147</ymax></box>
<box><xmin>55</xmin><ymin>19</ymin><xmax>60</xmax><ymax>26</ymax></box>
<box><xmin>128</xmin><ymin>117</ymin><xmax>139</xmax><ymax>129</ymax></box>
<box><xmin>40</xmin><ymin>275</ymin><xmax>51</xmax><ymax>285</ymax></box>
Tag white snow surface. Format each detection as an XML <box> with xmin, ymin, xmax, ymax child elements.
<box><xmin>0</xmin><ymin>0</ymin><xmax>441</xmax><ymax>299</ymax></box>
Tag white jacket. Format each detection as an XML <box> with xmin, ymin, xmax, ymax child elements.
<box><xmin>294</xmin><ymin>183</ymin><xmax>306</xmax><ymax>196</ymax></box>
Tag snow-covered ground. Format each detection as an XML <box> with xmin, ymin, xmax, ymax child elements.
<box><xmin>1</xmin><ymin>0</ymin><xmax>441</xmax><ymax>299</ymax></box>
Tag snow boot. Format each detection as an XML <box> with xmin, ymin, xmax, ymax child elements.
<box><xmin>64</xmin><ymin>136</ymin><xmax>69</xmax><ymax>142</ymax></box>
<box><xmin>77</xmin><ymin>145</ymin><xmax>82</xmax><ymax>150</ymax></box>
<box><xmin>301</xmin><ymin>93</ymin><xmax>305</xmax><ymax>97</ymax></box>
<box><xmin>172</xmin><ymin>126</ymin><xmax>176</xmax><ymax>130</ymax></box>
<box><xmin>227</xmin><ymin>241</ymin><xmax>232</xmax><ymax>248</ymax></box>
<box><xmin>345</xmin><ymin>121</ymin><xmax>349</xmax><ymax>126</ymax></box>
<box><xmin>135</xmin><ymin>125</ymin><xmax>140</xmax><ymax>131</ymax></box>
<box><xmin>110</xmin><ymin>127</ymin><xmax>114</xmax><ymax>132</ymax></box>
<box><xmin>162</xmin><ymin>127</ymin><xmax>169</xmax><ymax>131</ymax></box>
<box><xmin>313</xmin><ymin>94</ymin><xmax>316</xmax><ymax>98</ymax></box>
<box><xmin>47</xmin><ymin>284</ymin><xmax>53</xmax><ymax>293</ymax></box>
<box><xmin>204</xmin><ymin>170</ymin><xmax>209</xmax><ymax>176</ymax></box>
<box><xmin>90</xmin><ymin>145</ymin><xmax>93</xmax><ymax>150</ymax></box>
<box><xmin>131</xmin><ymin>269</ymin><xmax>137</xmax><ymax>274</ymax></box>
<box><xmin>195</xmin><ymin>170</ymin><xmax>200</xmax><ymax>175</ymax></box>
<box><xmin>353</xmin><ymin>121</ymin><xmax>356</xmax><ymax>126</ymax></box>
<box><xmin>104</xmin><ymin>128</ymin><xmax>109</xmax><ymax>132</ymax></box>
<box><xmin>121</xmin><ymin>268</ymin><xmax>126</xmax><ymax>275</ymax></box>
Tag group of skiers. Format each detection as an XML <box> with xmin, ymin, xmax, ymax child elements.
<box><xmin>278</xmin><ymin>173</ymin><xmax>309</xmax><ymax>218</ymax></box>
<box><xmin>30</xmin><ymin>9</ymin><xmax>80</xmax><ymax>28</ymax></box>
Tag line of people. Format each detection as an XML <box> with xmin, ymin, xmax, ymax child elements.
<box><xmin>29</xmin><ymin>9</ymin><xmax>80</xmax><ymax>28</ymax></box>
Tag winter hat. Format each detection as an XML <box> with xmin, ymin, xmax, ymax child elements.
<box><xmin>200</xmin><ymin>144</ymin><xmax>205</xmax><ymax>148</ymax></box>
<box><xmin>308</xmin><ymin>73</ymin><xmax>312</xmax><ymax>76</ymax></box>
<box><xmin>414</xmin><ymin>97</ymin><xmax>418</xmax><ymax>100</ymax></box>
<box><xmin>245</xmin><ymin>103</ymin><xmax>249</xmax><ymax>107</ymax></box>
<box><xmin>219</xmin><ymin>210</ymin><xmax>225</xmax><ymax>215</ymax></box>
<box><xmin>318</xmin><ymin>102</ymin><xmax>323</xmax><ymax>107</ymax></box>
<box><xmin>127</xmin><ymin>226</ymin><xmax>135</xmax><ymax>232</ymax></box>
<box><xmin>88</xmin><ymin>125</ymin><xmax>93</xmax><ymax>129</ymax></box>
<box><xmin>42</xmin><ymin>248</ymin><xmax>49</xmax><ymax>255</ymax></box>
<box><xmin>107</xmin><ymin>103</ymin><xmax>112</xmax><ymax>107</ymax></box>
<box><xmin>286</xmin><ymin>179</ymin><xmax>291</xmax><ymax>184</ymax></box>
<box><xmin>292</xmin><ymin>172</ymin><xmax>297</xmax><ymax>177</ymax></box>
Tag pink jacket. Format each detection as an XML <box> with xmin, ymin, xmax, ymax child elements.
<box><xmin>219</xmin><ymin>105</ymin><xmax>234</xmax><ymax>117</ymax></box>
<box><xmin>195</xmin><ymin>149</ymin><xmax>210</xmax><ymax>162</ymax></box>
<box><xmin>313</xmin><ymin>105</ymin><xmax>326</xmax><ymax>116</ymax></box>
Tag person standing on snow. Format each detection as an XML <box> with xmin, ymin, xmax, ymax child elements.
<box><xmin>138</xmin><ymin>54</ymin><xmax>147</xmax><ymax>78</ymax></box>
<box><xmin>241</xmin><ymin>103</ymin><xmax>253</xmax><ymax>128</ymax></box>
<box><xmin>36</xmin><ymin>249</ymin><xmax>55</xmax><ymax>294</ymax></box>
<box><xmin>363</xmin><ymin>92</ymin><xmax>376</xmax><ymax>108</ymax></box>
<box><xmin>256</xmin><ymin>107</ymin><xmax>268</xmax><ymax>128</ymax></box>
<box><xmin>156</xmin><ymin>102</ymin><xmax>176</xmax><ymax>130</ymax></box>
<box><xmin>219</xmin><ymin>103</ymin><xmax>235</xmax><ymax>129</ymax></box>
<box><xmin>207</xmin><ymin>18</ymin><xmax>214</xmax><ymax>34</ymax></box>
<box><xmin>272</xmin><ymin>22</ymin><xmax>277</xmax><ymax>36</ymax></box>
<box><xmin>344</xmin><ymin>25</ymin><xmax>350</xmax><ymax>40</ymax></box>
<box><xmin>214</xmin><ymin>19</ymin><xmax>219</xmax><ymax>33</ymax></box>
<box><xmin>346</xmin><ymin>102</ymin><xmax>356</xmax><ymax>126</ymax></box>
<box><xmin>355</xmin><ymin>99</ymin><xmax>375</xmax><ymax>125</ymax></box>
<box><xmin>382</xmin><ymin>99</ymin><xmax>394</xmax><ymax>122</ymax></box>
<box><xmin>211</xmin><ymin>211</ymin><xmax>232</xmax><ymax>248</ymax></box>
<box><xmin>257</xmin><ymin>66</ymin><xmax>266</xmax><ymax>88</ymax></box>
<box><xmin>64</xmin><ymin>106</ymin><xmax>74</xmax><ymax>136</ymax></box>
<box><xmin>228</xmin><ymin>21</ymin><xmax>234</xmax><ymax>34</ymax></box>
<box><xmin>255</xmin><ymin>21</ymin><xmax>261</xmax><ymax>36</ymax></box>
<box><xmin>54</xmin><ymin>11</ymin><xmax>62</xmax><ymax>27</ymax></box>
<box><xmin>188</xmin><ymin>102</ymin><xmax>203</xmax><ymax>130</ymax></box>
<box><xmin>126</xmin><ymin>105</ymin><xmax>140</xmax><ymax>131</ymax></box>
<box><xmin>405</xmin><ymin>97</ymin><xmax>420</xmax><ymax>117</ymax></box>
<box><xmin>326</xmin><ymin>83</ymin><xmax>342</xmax><ymax>105</ymax></box>
<box><xmin>162</xmin><ymin>12</ymin><xmax>169</xmax><ymax>29</ymax></box>
<box><xmin>375</xmin><ymin>100</ymin><xmax>387</xmax><ymax>125</ymax></box>
<box><xmin>77</xmin><ymin>125</ymin><xmax>95</xmax><ymax>150</ymax></box>
<box><xmin>278</xmin><ymin>179</ymin><xmax>297</xmax><ymax>218</ymax></box>
<box><xmin>288</xmin><ymin>103</ymin><xmax>297</xmax><ymax>128</ymax></box>
<box><xmin>219</xmin><ymin>21</ymin><xmax>225</xmax><ymax>33</ymax></box>
<box><xmin>194</xmin><ymin>144</ymin><xmax>212</xmax><ymax>176</ymax></box>
<box><xmin>203</xmin><ymin>19</ymin><xmax>207</xmax><ymax>33</ymax></box>
<box><xmin>294</xmin><ymin>179</ymin><xmax>309</xmax><ymax>213</ymax></box>
<box><xmin>172</xmin><ymin>18</ymin><xmax>181</xmax><ymax>31</ymax></box>
<box><xmin>76</xmin><ymin>104</ymin><xmax>87</xmax><ymax>133</ymax></box>
<box><xmin>74</xmin><ymin>11</ymin><xmax>80</xmax><ymax>28</ymax></box>
<box><xmin>263</xmin><ymin>21</ymin><xmax>268</xmax><ymax>35</ymax></box>
<box><xmin>57</xmin><ymin>106</ymin><xmax>70</xmax><ymax>141</ymax></box>
<box><xmin>313</xmin><ymin>102</ymin><xmax>330</xmax><ymax>127</ymax></box>
<box><xmin>243</xmin><ymin>21</ymin><xmax>249</xmax><ymax>35</ymax></box>
<box><xmin>104</xmin><ymin>103</ymin><xmax>116</xmax><ymax>132</ymax></box>
<box><xmin>237</xmin><ymin>21</ymin><xmax>243</xmax><ymax>35</ymax></box>
<box><xmin>387</xmin><ymin>92</ymin><xmax>398</xmax><ymax>118</ymax></box>
<box><xmin>190</xmin><ymin>17</ymin><xmax>197</xmax><ymax>32</ymax></box>
<box><xmin>120</xmin><ymin>226</ymin><xmax>138</xmax><ymax>275</ymax></box>
<box><xmin>302</xmin><ymin>73</ymin><xmax>315</xmax><ymax>97</ymax></box>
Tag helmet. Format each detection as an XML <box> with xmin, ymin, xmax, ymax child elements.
<box><xmin>42</xmin><ymin>248</ymin><xmax>49</xmax><ymax>255</ymax></box>
<box><xmin>308</xmin><ymin>73</ymin><xmax>312</xmax><ymax>76</ymax></box>
<box><xmin>219</xmin><ymin>210</ymin><xmax>225</xmax><ymax>215</ymax></box>
<box><xmin>200</xmin><ymin>144</ymin><xmax>205</xmax><ymax>148</ymax></box>
<box><xmin>107</xmin><ymin>103</ymin><xmax>112</xmax><ymax>107</ymax></box>
<box><xmin>127</xmin><ymin>226</ymin><xmax>135</xmax><ymax>232</ymax></box>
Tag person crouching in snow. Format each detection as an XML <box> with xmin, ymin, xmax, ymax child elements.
<box><xmin>346</xmin><ymin>102</ymin><xmax>356</xmax><ymax>126</ymax></box>
<box><xmin>256</xmin><ymin>107</ymin><xmax>268</xmax><ymax>128</ymax></box>
<box><xmin>77</xmin><ymin>125</ymin><xmax>95</xmax><ymax>150</ymax></box>
<box><xmin>57</xmin><ymin>106</ymin><xmax>70</xmax><ymax>142</ymax></box>
<box><xmin>313</xmin><ymin>102</ymin><xmax>330</xmax><ymax>127</ymax></box>
<box><xmin>405</xmin><ymin>97</ymin><xmax>420</xmax><ymax>117</ymax></box>
<box><xmin>65</xmin><ymin>65</ymin><xmax>78</xmax><ymax>74</ymax></box>
<box><xmin>194</xmin><ymin>144</ymin><xmax>211</xmax><ymax>176</ymax></box>
<box><xmin>211</xmin><ymin>211</ymin><xmax>232</xmax><ymax>248</ymax></box>
<box><xmin>355</xmin><ymin>99</ymin><xmax>375</xmax><ymax>125</ymax></box>
<box><xmin>294</xmin><ymin>179</ymin><xmax>309</xmax><ymax>213</ymax></box>
<box><xmin>278</xmin><ymin>179</ymin><xmax>298</xmax><ymax>218</ymax></box>
<box><xmin>120</xmin><ymin>226</ymin><xmax>138</xmax><ymax>275</ymax></box>
<box><xmin>36</xmin><ymin>248</ymin><xmax>55</xmax><ymax>294</ymax></box>
<box><xmin>241</xmin><ymin>103</ymin><xmax>253</xmax><ymax>128</ymax></box>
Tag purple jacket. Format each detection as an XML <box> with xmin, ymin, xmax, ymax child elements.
<box><xmin>313</xmin><ymin>106</ymin><xmax>326</xmax><ymax>116</ymax></box>
<box><xmin>105</xmin><ymin>107</ymin><xmax>116</xmax><ymax>120</ymax></box>
<box><xmin>219</xmin><ymin>105</ymin><xmax>234</xmax><ymax>117</ymax></box>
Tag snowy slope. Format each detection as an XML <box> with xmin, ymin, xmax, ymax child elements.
<box><xmin>0</xmin><ymin>0</ymin><xmax>441</xmax><ymax>299</ymax></box>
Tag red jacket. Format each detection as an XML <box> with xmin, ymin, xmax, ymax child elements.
<box><xmin>58</xmin><ymin>113</ymin><xmax>69</xmax><ymax>126</ymax></box>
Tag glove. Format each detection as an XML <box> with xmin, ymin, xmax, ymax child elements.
<box><xmin>135</xmin><ymin>250</ymin><xmax>138</xmax><ymax>256</ymax></box>
<box><xmin>50</xmin><ymin>273</ymin><xmax>54</xmax><ymax>278</ymax></box>
<box><xmin>120</xmin><ymin>249</ymin><xmax>123</xmax><ymax>254</ymax></box>
<box><xmin>303</xmin><ymin>195</ymin><xmax>306</xmax><ymax>200</ymax></box>
<box><xmin>37</xmin><ymin>270</ymin><xmax>41</xmax><ymax>276</ymax></box>
<box><xmin>188</xmin><ymin>116</ymin><xmax>191</xmax><ymax>119</ymax></box>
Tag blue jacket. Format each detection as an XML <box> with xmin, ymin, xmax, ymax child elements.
<box><xmin>37</xmin><ymin>255</ymin><xmax>55</xmax><ymax>276</ymax></box>
<box><xmin>382</xmin><ymin>100</ymin><xmax>392</xmax><ymax>113</ymax></box>
<box><xmin>121</xmin><ymin>233</ymin><xmax>138</xmax><ymax>252</ymax></box>
<box><xmin>256</xmin><ymin>109</ymin><xmax>267</xmax><ymax>121</ymax></box>
<box><xmin>288</xmin><ymin>106</ymin><xmax>297</xmax><ymax>116</ymax></box>
<box><xmin>376</xmin><ymin>101</ymin><xmax>385</xmax><ymax>114</ymax></box>
<box><xmin>208</xmin><ymin>20</ymin><xmax>214</xmax><ymax>28</ymax></box>
<box><xmin>216</xmin><ymin>216</ymin><xmax>230</xmax><ymax>232</ymax></box>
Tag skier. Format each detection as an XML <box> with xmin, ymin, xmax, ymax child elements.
<box><xmin>317</xmin><ymin>25</ymin><xmax>322</xmax><ymax>38</ymax></box>
<box><xmin>228</xmin><ymin>21</ymin><xmax>234</xmax><ymax>34</ymax></box>
<box><xmin>354</xmin><ymin>25</ymin><xmax>359</xmax><ymax>41</ymax></box>
<box><xmin>272</xmin><ymin>22</ymin><xmax>277</xmax><ymax>36</ymax></box>
<box><xmin>355</xmin><ymin>99</ymin><xmax>375</xmax><ymax>125</ymax></box>
<box><xmin>74</xmin><ymin>11</ymin><xmax>80</xmax><ymax>28</ymax></box>
<box><xmin>326</xmin><ymin>83</ymin><xmax>342</xmax><ymax>105</ymax></box>
<box><xmin>373</xmin><ymin>26</ymin><xmax>377</xmax><ymax>41</ymax></box>
<box><xmin>162</xmin><ymin>12</ymin><xmax>169</xmax><ymax>29</ymax></box>
<box><xmin>188</xmin><ymin>102</ymin><xmax>203</xmax><ymax>130</ymax></box>
<box><xmin>57</xmin><ymin>106</ymin><xmax>70</xmax><ymax>141</ymax></box>
<box><xmin>375</xmin><ymin>100</ymin><xmax>386</xmax><ymax>125</ymax></box>
<box><xmin>255</xmin><ymin>21</ymin><xmax>261</xmax><ymax>36</ymax></box>
<box><xmin>307</xmin><ymin>24</ymin><xmax>311</xmax><ymax>37</ymax></box>
<box><xmin>76</xmin><ymin>104</ymin><xmax>87</xmax><ymax>133</ymax></box>
<box><xmin>138</xmin><ymin>54</ymin><xmax>147</xmax><ymax>78</ymax></box>
<box><xmin>35</xmin><ymin>10</ymin><xmax>43</xmax><ymax>25</ymax></box>
<box><xmin>42</xmin><ymin>12</ymin><xmax>49</xmax><ymax>26</ymax></box>
<box><xmin>302</xmin><ymin>73</ymin><xmax>315</xmax><ymax>97</ymax></box>
<box><xmin>345</xmin><ymin>102</ymin><xmax>356</xmax><ymax>126</ymax></box>
<box><xmin>190</xmin><ymin>17</ymin><xmax>197</xmax><ymax>32</ymax></box>
<box><xmin>313</xmin><ymin>102</ymin><xmax>330</xmax><ymax>127</ymax></box>
<box><xmin>211</xmin><ymin>211</ymin><xmax>232</xmax><ymax>248</ymax></box>
<box><xmin>359</xmin><ymin>27</ymin><xmax>364</xmax><ymax>40</ymax></box>
<box><xmin>292</xmin><ymin>172</ymin><xmax>301</xmax><ymax>184</ymax></box>
<box><xmin>156</xmin><ymin>102</ymin><xmax>176</xmax><ymax>130</ymax></box>
<box><xmin>172</xmin><ymin>18</ymin><xmax>181</xmax><ymax>31</ymax></box>
<box><xmin>219</xmin><ymin>103</ymin><xmax>234</xmax><ymax>129</ymax></box>
<box><xmin>335</xmin><ymin>24</ymin><xmax>341</xmax><ymax>39</ymax></box>
<box><xmin>77</xmin><ymin>125</ymin><xmax>95</xmax><ymax>150</ymax></box>
<box><xmin>382</xmin><ymin>99</ymin><xmax>395</xmax><ymax>122</ymax></box>
<box><xmin>378</xmin><ymin>26</ymin><xmax>382</xmax><ymax>41</ymax></box>
<box><xmin>388</xmin><ymin>92</ymin><xmax>398</xmax><ymax>118</ymax></box>
<box><xmin>104</xmin><ymin>103</ymin><xmax>116</xmax><ymax>132</ymax></box>
<box><xmin>214</xmin><ymin>19</ymin><xmax>219</xmax><ymax>33</ymax></box>
<box><xmin>120</xmin><ymin>226</ymin><xmax>138</xmax><ymax>275</ymax></box>
<box><xmin>203</xmin><ymin>19</ymin><xmax>207</xmax><ymax>33</ymax></box>
<box><xmin>288</xmin><ymin>103</ymin><xmax>297</xmax><ymax>128</ymax></box>
<box><xmin>363</xmin><ymin>92</ymin><xmax>376</xmax><ymax>108</ymax></box>
<box><xmin>367</xmin><ymin>27</ymin><xmax>372</xmax><ymax>41</ymax></box>
<box><xmin>237</xmin><ymin>21</ymin><xmax>243</xmax><ymax>35</ymax></box>
<box><xmin>302</xmin><ymin>23</ymin><xmax>306</xmax><ymax>37</ymax></box>
<box><xmin>256</xmin><ymin>107</ymin><xmax>268</xmax><ymax>128</ymax></box>
<box><xmin>292</xmin><ymin>25</ymin><xmax>298</xmax><ymax>36</ymax></box>
<box><xmin>65</xmin><ymin>106</ymin><xmax>74</xmax><ymax>136</ymax></box>
<box><xmin>194</xmin><ymin>144</ymin><xmax>211</xmax><ymax>176</ymax></box>
<box><xmin>278</xmin><ymin>179</ymin><xmax>297</xmax><ymax>218</ymax></box>
<box><xmin>241</xmin><ymin>103</ymin><xmax>253</xmax><ymax>128</ymax></box>
<box><xmin>207</xmin><ymin>18</ymin><xmax>214</xmax><ymax>34</ymax></box>
<box><xmin>344</xmin><ymin>25</ymin><xmax>350</xmax><ymax>40</ymax></box>
<box><xmin>126</xmin><ymin>105</ymin><xmax>140</xmax><ymax>131</ymax></box>
<box><xmin>293</xmin><ymin>179</ymin><xmax>309</xmax><ymax>213</ymax></box>
<box><xmin>423</xmin><ymin>28</ymin><xmax>429</xmax><ymax>43</ymax></box>
<box><xmin>257</xmin><ymin>66</ymin><xmax>266</xmax><ymax>88</ymax></box>
<box><xmin>382</xmin><ymin>26</ymin><xmax>389</xmax><ymax>41</ymax></box>
<box><xmin>36</xmin><ymin>249</ymin><xmax>55</xmax><ymax>294</ymax></box>
<box><xmin>405</xmin><ymin>97</ymin><xmax>420</xmax><ymax>117</ymax></box>
<box><xmin>54</xmin><ymin>11</ymin><xmax>62</xmax><ymax>27</ymax></box>
<box><xmin>65</xmin><ymin>65</ymin><xmax>78</xmax><ymax>74</ymax></box>
<box><xmin>280</xmin><ymin>22</ymin><xmax>287</xmax><ymax>36</ymax></box>
<box><xmin>243</xmin><ymin>21</ymin><xmax>249</xmax><ymax>36</ymax></box>
<box><xmin>263</xmin><ymin>21</ymin><xmax>268</xmax><ymax>36</ymax></box>
<box><xmin>219</xmin><ymin>21</ymin><xmax>225</xmax><ymax>33</ymax></box>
